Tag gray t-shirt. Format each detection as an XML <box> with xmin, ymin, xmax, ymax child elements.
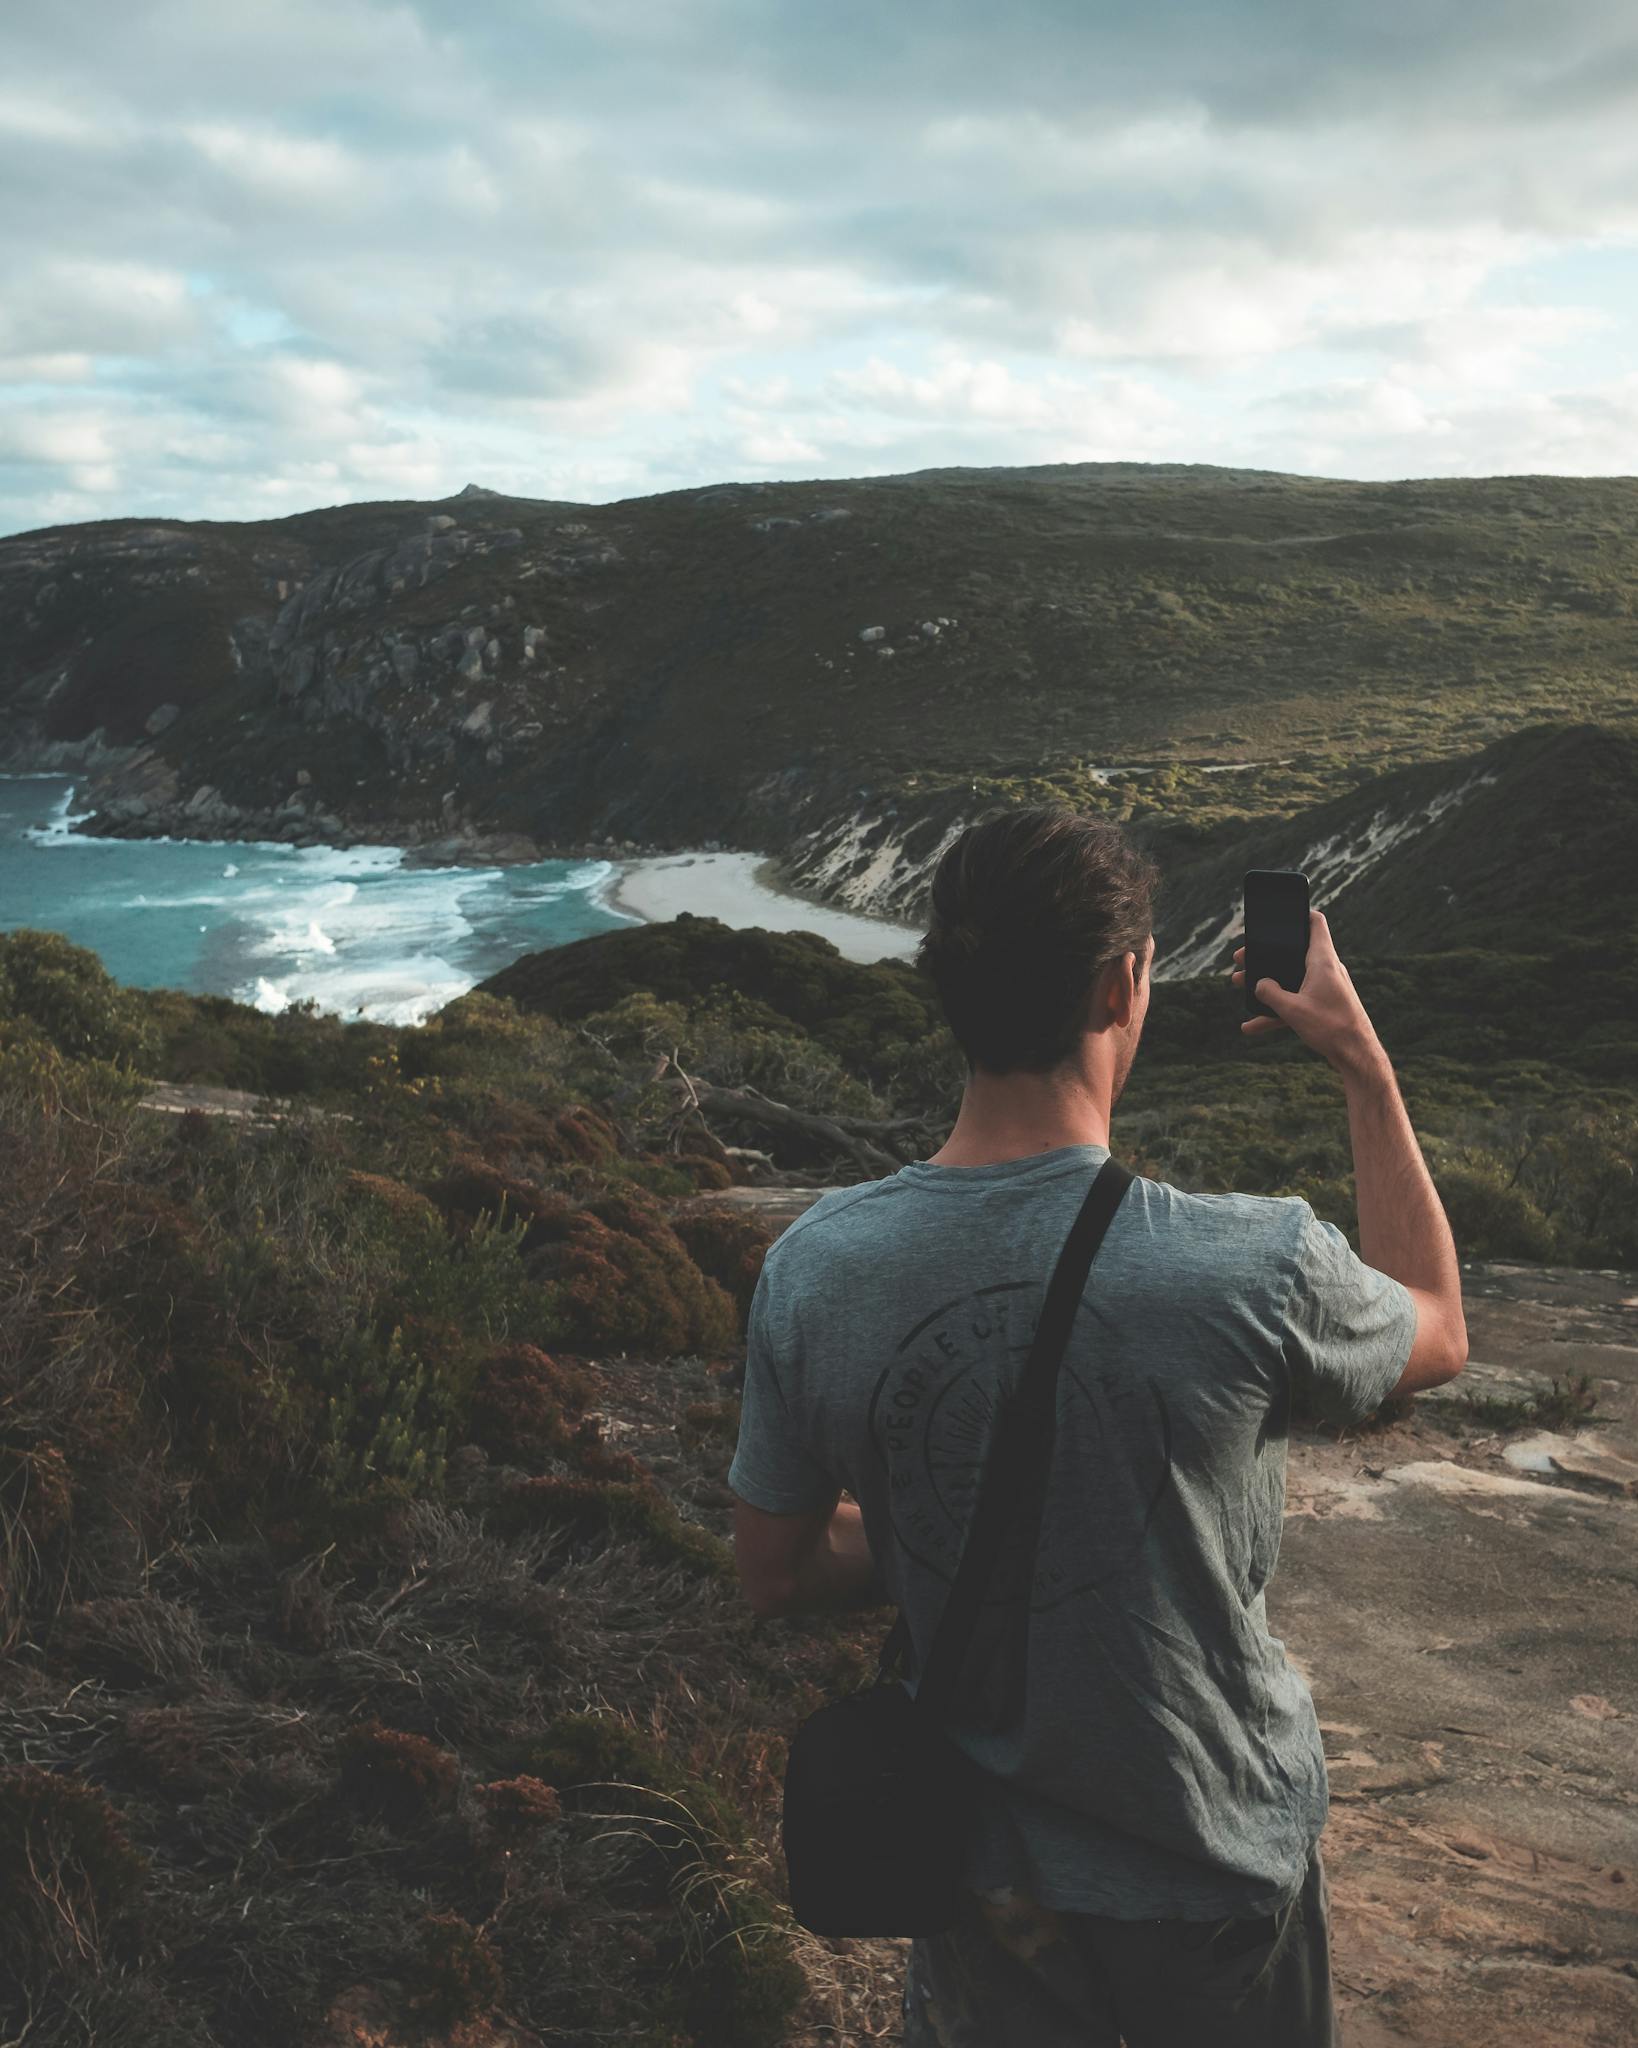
<box><xmin>728</xmin><ymin>1143</ymin><xmax>1417</xmax><ymax>1920</ymax></box>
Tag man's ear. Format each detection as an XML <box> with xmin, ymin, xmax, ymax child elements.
<box><xmin>1095</xmin><ymin>951</ymin><xmax>1138</xmax><ymax>1031</ymax></box>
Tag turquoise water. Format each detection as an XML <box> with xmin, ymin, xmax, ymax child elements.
<box><xmin>0</xmin><ymin>777</ymin><xmax>635</xmax><ymax>1023</ymax></box>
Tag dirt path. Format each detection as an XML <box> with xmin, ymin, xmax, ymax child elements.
<box><xmin>700</xmin><ymin>1191</ymin><xmax>1638</xmax><ymax>2045</ymax></box>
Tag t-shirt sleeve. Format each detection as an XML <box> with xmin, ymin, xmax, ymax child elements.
<box><xmin>1281</xmin><ymin>1205</ymin><xmax>1419</xmax><ymax>1426</ymax></box>
<box><xmin>727</xmin><ymin>1262</ymin><xmax>838</xmax><ymax>1515</ymax></box>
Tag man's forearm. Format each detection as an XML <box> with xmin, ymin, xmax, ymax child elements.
<box><xmin>1340</xmin><ymin>1049</ymin><xmax>1462</xmax><ymax>1307</ymax></box>
<box><xmin>789</xmin><ymin>1500</ymin><xmax>889</xmax><ymax>1612</ymax></box>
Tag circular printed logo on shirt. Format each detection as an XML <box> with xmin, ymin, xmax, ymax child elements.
<box><xmin>868</xmin><ymin>1279</ymin><xmax>1173</xmax><ymax>1613</ymax></box>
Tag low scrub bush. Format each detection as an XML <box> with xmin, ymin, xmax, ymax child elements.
<box><xmin>410</xmin><ymin>1910</ymin><xmax>506</xmax><ymax>2027</ymax></box>
<box><xmin>665</xmin><ymin>1878</ymin><xmax>808</xmax><ymax>2048</ymax></box>
<box><xmin>490</xmin><ymin>1478</ymin><xmax>735</xmax><ymax>1582</ymax></box>
<box><xmin>0</xmin><ymin>928</ymin><xmax>157</xmax><ymax>1068</ymax></box>
<box><xmin>467</xmin><ymin>1342</ymin><xmax>587</xmax><ymax>1462</ymax></box>
<box><xmin>525</xmin><ymin>1712</ymin><xmax>746</xmax><ymax>1861</ymax></box>
<box><xmin>478</xmin><ymin>1773</ymin><xmax>564</xmax><ymax>1843</ymax></box>
<box><xmin>1433</xmin><ymin>1163</ymin><xmax>1560</xmax><ymax>1262</ymax></box>
<box><xmin>336</xmin><ymin>1719</ymin><xmax>461</xmax><ymax>1827</ymax></box>
<box><xmin>0</xmin><ymin>1765</ymin><xmax>146</xmax><ymax>1972</ymax></box>
<box><xmin>432</xmin><ymin>1165</ymin><xmax>740</xmax><ymax>1355</ymax></box>
<box><xmin>53</xmin><ymin>1596</ymin><xmax>209</xmax><ymax>1692</ymax></box>
<box><xmin>671</xmin><ymin>1207</ymin><xmax>777</xmax><ymax>1327</ymax></box>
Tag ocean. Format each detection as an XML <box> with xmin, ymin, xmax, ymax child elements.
<box><xmin>0</xmin><ymin>776</ymin><xmax>635</xmax><ymax>1024</ymax></box>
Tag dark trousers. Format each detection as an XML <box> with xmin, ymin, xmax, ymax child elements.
<box><xmin>902</xmin><ymin>1845</ymin><xmax>1335</xmax><ymax>2048</ymax></box>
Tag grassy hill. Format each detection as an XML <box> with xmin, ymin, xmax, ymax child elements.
<box><xmin>5</xmin><ymin>465</ymin><xmax>1638</xmax><ymax>891</ymax></box>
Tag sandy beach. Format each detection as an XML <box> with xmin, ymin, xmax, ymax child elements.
<box><xmin>598</xmin><ymin>850</ymin><xmax>921</xmax><ymax>963</ymax></box>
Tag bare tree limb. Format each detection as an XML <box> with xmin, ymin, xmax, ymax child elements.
<box><xmin>658</xmin><ymin>1074</ymin><xmax>935</xmax><ymax>1177</ymax></box>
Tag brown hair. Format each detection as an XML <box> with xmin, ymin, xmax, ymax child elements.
<box><xmin>916</xmin><ymin>806</ymin><xmax>1159</xmax><ymax>1074</ymax></box>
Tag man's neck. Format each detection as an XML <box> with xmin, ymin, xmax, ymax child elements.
<box><xmin>927</xmin><ymin>1063</ymin><xmax>1113</xmax><ymax>1168</ymax></box>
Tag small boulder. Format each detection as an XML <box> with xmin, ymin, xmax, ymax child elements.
<box><xmin>859</xmin><ymin>625</ymin><xmax>887</xmax><ymax>643</ymax></box>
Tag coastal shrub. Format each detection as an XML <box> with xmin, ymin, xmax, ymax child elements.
<box><xmin>1433</xmin><ymin>1164</ymin><xmax>1560</xmax><ymax>1262</ymax></box>
<box><xmin>623</xmin><ymin>1155</ymin><xmax>705</xmax><ymax>1197</ymax></box>
<box><xmin>584</xmin><ymin>988</ymin><xmax>888</xmax><ymax>1127</ymax></box>
<box><xmin>317</xmin><ymin>1325</ymin><xmax>455</xmax><ymax>1498</ymax></box>
<box><xmin>0</xmin><ymin>1089</ymin><xmax>169</xmax><ymax>1645</ymax></box>
<box><xmin>551</xmin><ymin>1223</ymin><xmax>738</xmax><ymax>1355</ymax></box>
<box><xmin>0</xmin><ymin>929</ymin><xmax>157</xmax><ymax>1068</ymax></box>
<box><xmin>0</xmin><ymin>1765</ymin><xmax>146</xmax><ymax>1968</ymax></box>
<box><xmin>525</xmin><ymin>1713</ymin><xmax>746</xmax><ymax>1859</ymax></box>
<box><xmin>139</xmin><ymin>990</ymin><xmax>396</xmax><ymax>1098</ymax></box>
<box><xmin>410</xmin><ymin>1911</ymin><xmax>506</xmax><ymax>2027</ymax></box>
<box><xmin>0</xmin><ymin>1440</ymin><xmax>74</xmax><ymax>1548</ymax></box>
<box><xmin>480</xmin><ymin>912</ymin><xmax>942</xmax><ymax>1087</ymax></box>
<box><xmin>53</xmin><ymin>1595</ymin><xmax>209</xmax><ymax>1692</ymax></box>
<box><xmin>667</xmin><ymin>1879</ymin><xmax>807</xmax><ymax>2048</ymax></box>
<box><xmin>490</xmin><ymin>1478</ymin><xmax>735</xmax><ymax>1583</ymax></box>
<box><xmin>671</xmin><ymin>1149</ymin><xmax>737</xmax><ymax>1191</ymax></box>
<box><xmin>478</xmin><ymin>1774</ymin><xmax>564</xmax><ymax>1843</ymax></box>
<box><xmin>440</xmin><ymin>1088</ymin><xmax>630</xmax><ymax>1173</ymax></box>
<box><xmin>467</xmin><ymin>1342</ymin><xmax>587</xmax><ymax>1461</ymax></box>
<box><xmin>429</xmin><ymin>1151</ymin><xmax>569</xmax><ymax>1246</ymax></box>
<box><xmin>1510</xmin><ymin>1106</ymin><xmax>1638</xmax><ymax>1264</ymax></box>
<box><xmin>345</xmin><ymin>1168</ymin><xmax>441</xmax><ymax>1227</ymax></box>
<box><xmin>570</xmin><ymin>1186</ymin><xmax>740</xmax><ymax>1355</ymax></box>
<box><xmin>670</xmin><ymin>1207</ymin><xmax>776</xmax><ymax>1327</ymax></box>
<box><xmin>336</xmin><ymin>1719</ymin><xmax>460</xmax><ymax>1826</ymax></box>
<box><xmin>275</xmin><ymin>1550</ymin><xmax>340</xmax><ymax>1653</ymax></box>
<box><xmin>435</xmin><ymin>1164</ymin><xmax>739</xmax><ymax>1354</ymax></box>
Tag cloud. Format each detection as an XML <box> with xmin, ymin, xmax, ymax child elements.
<box><xmin>1</xmin><ymin>1</ymin><xmax>1637</xmax><ymax>531</ymax></box>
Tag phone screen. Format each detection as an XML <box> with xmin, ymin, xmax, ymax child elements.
<box><xmin>1243</xmin><ymin>870</ymin><xmax>1310</xmax><ymax>1018</ymax></box>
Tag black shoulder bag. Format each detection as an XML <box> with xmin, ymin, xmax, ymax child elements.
<box><xmin>780</xmin><ymin>1157</ymin><xmax>1133</xmax><ymax>1939</ymax></box>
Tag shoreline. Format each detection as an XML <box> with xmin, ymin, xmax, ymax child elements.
<box><xmin>4</xmin><ymin>772</ymin><xmax>925</xmax><ymax>960</ymax></box>
<box><xmin>4</xmin><ymin>780</ymin><xmax>920</xmax><ymax>1021</ymax></box>
<box><xmin>594</xmin><ymin>849</ymin><xmax>921</xmax><ymax>963</ymax></box>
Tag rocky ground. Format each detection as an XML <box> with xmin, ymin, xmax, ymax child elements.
<box><xmin>700</xmin><ymin>1190</ymin><xmax>1638</xmax><ymax>2047</ymax></box>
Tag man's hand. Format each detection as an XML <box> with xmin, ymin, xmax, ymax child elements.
<box><xmin>1229</xmin><ymin>909</ymin><xmax>1385</xmax><ymax>1079</ymax></box>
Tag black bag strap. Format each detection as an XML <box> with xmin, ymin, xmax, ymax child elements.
<box><xmin>910</xmin><ymin>1157</ymin><xmax>1133</xmax><ymax>1724</ymax></box>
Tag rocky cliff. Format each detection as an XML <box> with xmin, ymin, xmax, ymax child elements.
<box><xmin>4</xmin><ymin>463</ymin><xmax>1637</xmax><ymax>907</ymax></box>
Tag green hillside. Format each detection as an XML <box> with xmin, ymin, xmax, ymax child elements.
<box><xmin>6</xmin><ymin>465</ymin><xmax>1638</xmax><ymax>884</ymax></box>
<box><xmin>1151</xmin><ymin>720</ymin><xmax>1638</xmax><ymax>972</ymax></box>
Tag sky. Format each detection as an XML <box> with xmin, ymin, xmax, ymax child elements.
<box><xmin>2</xmin><ymin>0</ymin><xmax>1637</xmax><ymax>535</ymax></box>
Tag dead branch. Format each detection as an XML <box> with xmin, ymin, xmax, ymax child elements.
<box><xmin>660</xmin><ymin>1074</ymin><xmax>934</xmax><ymax>1177</ymax></box>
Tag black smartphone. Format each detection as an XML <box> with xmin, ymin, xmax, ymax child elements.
<box><xmin>1243</xmin><ymin>870</ymin><xmax>1310</xmax><ymax>1018</ymax></box>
